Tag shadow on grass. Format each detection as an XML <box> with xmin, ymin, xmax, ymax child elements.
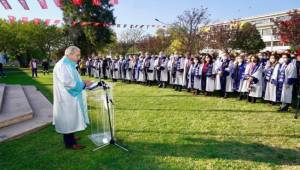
<box><xmin>1</xmin><ymin>67</ymin><xmax>53</xmax><ymax>102</ymax></box>
<box><xmin>126</xmin><ymin>137</ymin><xmax>300</xmax><ymax>165</ymax></box>
<box><xmin>117</xmin><ymin>129</ymin><xmax>300</xmax><ymax>139</ymax></box>
<box><xmin>115</xmin><ymin>107</ymin><xmax>277</xmax><ymax>113</ymax></box>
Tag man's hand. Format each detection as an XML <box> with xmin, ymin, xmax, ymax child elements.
<box><xmin>84</xmin><ymin>80</ymin><xmax>93</xmax><ymax>87</ymax></box>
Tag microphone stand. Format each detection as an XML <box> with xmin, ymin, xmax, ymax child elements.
<box><xmin>294</xmin><ymin>88</ymin><xmax>300</xmax><ymax>119</ymax></box>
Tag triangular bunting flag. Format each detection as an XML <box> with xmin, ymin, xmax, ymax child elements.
<box><xmin>37</xmin><ymin>0</ymin><xmax>48</xmax><ymax>9</ymax></box>
<box><xmin>18</xmin><ymin>0</ymin><xmax>30</xmax><ymax>10</ymax></box>
<box><xmin>54</xmin><ymin>0</ymin><xmax>62</xmax><ymax>7</ymax></box>
<box><xmin>0</xmin><ymin>0</ymin><xmax>12</xmax><ymax>10</ymax></box>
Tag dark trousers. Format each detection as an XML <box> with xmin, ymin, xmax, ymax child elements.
<box><xmin>32</xmin><ymin>68</ymin><xmax>37</xmax><ymax>77</ymax></box>
<box><xmin>0</xmin><ymin>63</ymin><xmax>5</xmax><ymax>77</ymax></box>
<box><xmin>63</xmin><ymin>133</ymin><xmax>76</xmax><ymax>148</ymax></box>
<box><xmin>220</xmin><ymin>76</ymin><xmax>227</xmax><ymax>97</ymax></box>
<box><xmin>43</xmin><ymin>67</ymin><xmax>49</xmax><ymax>75</ymax></box>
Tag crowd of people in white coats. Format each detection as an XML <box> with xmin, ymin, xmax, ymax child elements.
<box><xmin>79</xmin><ymin>51</ymin><xmax>300</xmax><ymax>112</ymax></box>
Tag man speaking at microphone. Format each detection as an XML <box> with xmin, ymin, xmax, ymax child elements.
<box><xmin>53</xmin><ymin>46</ymin><xmax>92</xmax><ymax>150</ymax></box>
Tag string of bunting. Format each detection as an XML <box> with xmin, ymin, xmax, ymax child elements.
<box><xmin>6</xmin><ymin>16</ymin><xmax>167</xmax><ymax>29</ymax></box>
<box><xmin>0</xmin><ymin>0</ymin><xmax>118</xmax><ymax>10</ymax></box>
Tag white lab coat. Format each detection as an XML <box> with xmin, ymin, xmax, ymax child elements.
<box><xmin>264</xmin><ymin>64</ymin><xmax>279</xmax><ymax>102</ymax></box>
<box><xmin>93</xmin><ymin>60</ymin><xmax>99</xmax><ymax>78</ymax></box>
<box><xmin>182</xmin><ymin>58</ymin><xmax>191</xmax><ymax>87</ymax></box>
<box><xmin>187</xmin><ymin>63</ymin><xmax>202</xmax><ymax>90</ymax></box>
<box><xmin>225</xmin><ymin>61</ymin><xmax>234</xmax><ymax>92</ymax></box>
<box><xmin>205</xmin><ymin>63</ymin><xmax>216</xmax><ymax>92</ymax></box>
<box><xmin>53</xmin><ymin>56</ymin><xmax>89</xmax><ymax>134</ymax></box>
<box><xmin>175</xmin><ymin>57</ymin><xmax>185</xmax><ymax>86</ymax></box>
<box><xmin>281</xmin><ymin>62</ymin><xmax>297</xmax><ymax>104</ymax></box>
<box><xmin>147</xmin><ymin>57</ymin><xmax>156</xmax><ymax>81</ymax></box>
<box><xmin>112</xmin><ymin>61</ymin><xmax>120</xmax><ymax>79</ymax></box>
<box><xmin>159</xmin><ymin>57</ymin><xmax>169</xmax><ymax>82</ymax></box>
<box><xmin>214</xmin><ymin>59</ymin><xmax>223</xmax><ymax>90</ymax></box>
<box><xmin>167</xmin><ymin>56</ymin><xmax>175</xmax><ymax>85</ymax></box>
<box><xmin>126</xmin><ymin>60</ymin><xmax>134</xmax><ymax>81</ymax></box>
<box><xmin>249</xmin><ymin>64</ymin><xmax>263</xmax><ymax>98</ymax></box>
<box><xmin>239</xmin><ymin>63</ymin><xmax>251</xmax><ymax>93</ymax></box>
<box><xmin>138</xmin><ymin>58</ymin><xmax>146</xmax><ymax>82</ymax></box>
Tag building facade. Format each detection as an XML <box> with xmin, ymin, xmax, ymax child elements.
<box><xmin>239</xmin><ymin>8</ymin><xmax>300</xmax><ymax>51</ymax></box>
<box><xmin>209</xmin><ymin>8</ymin><xmax>299</xmax><ymax>52</ymax></box>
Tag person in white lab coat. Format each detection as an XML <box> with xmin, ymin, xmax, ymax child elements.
<box><xmin>53</xmin><ymin>46</ymin><xmax>92</xmax><ymax>150</ymax></box>
<box><xmin>264</xmin><ymin>55</ymin><xmax>278</xmax><ymax>104</ymax></box>
<box><xmin>248</xmin><ymin>55</ymin><xmax>264</xmax><ymax>103</ymax></box>
<box><xmin>276</xmin><ymin>54</ymin><xmax>297</xmax><ymax>112</ymax></box>
<box><xmin>174</xmin><ymin>54</ymin><xmax>185</xmax><ymax>91</ymax></box>
<box><xmin>187</xmin><ymin>56</ymin><xmax>202</xmax><ymax>95</ymax></box>
<box><xmin>157</xmin><ymin>52</ymin><xmax>169</xmax><ymax>88</ymax></box>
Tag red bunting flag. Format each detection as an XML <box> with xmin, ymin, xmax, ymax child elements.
<box><xmin>37</xmin><ymin>0</ymin><xmax>48</xmax><ymax>9</ymax></box>
<box><xmin>33</xmin><ymin>18</ymin><xmax>41</xmax><ymax>25</ymax></box>
<box><xmin>103</xmin><ymin>23</ymin><xmax>110</xmax><ymax>27</ymax></box>
<box><xmin>53</xmin><ymin>20</ymin><xmax>61</xmax><ymax>25</ymax></box>
<box><xmin>8</xmin><ymin>16</ymin><xmax>16</xmax><ymax>23</ymax></box>
<box><xmin>18</xmin><ymin>0</ymin><xmax>30</xmax><ymax>10</ymax></box>
<box><xmin>72</xmin><ymin>21</ymin><xmax>78</xmax><ymax>26</ymax></box>
<box><xmin>94</xmin><ymin>22</ymin><xmax>102</xmax><ymax>27</ymax></box>
<box><xmin>54</xmin><ymin>0</ymin><xmax>62</xmax><ymax>7</ymax></box>
<box><xmin>45</xmin><ymin>19</ymin><xmax>51</xmax><ymax>26</ymax></box>
<box><xmin>81</xmin><ymin>22</ymin><xmax>91</xmax><ymax>26</ymax></box>
<box><xmin>21</xmin><ymin>17</ymin><xmax>29</xmax><ymax>24</ymax></box>
<box><xmin>109</xmin><ymin>0</ymin><xmax>118</xmax><ymax>5</ymax></box>
<box><xmin>0</xmin><ymin>0</ymin><xmax>12</xmax><ymax>10</ymax></box>
<box><xmin>92</xmin><ymin>0</ymin><xmax>101</xmax><ymax>6</ymax></box>
<box><xmin>72</xmin><ymin>0</ymin><xmax>83</xmax><ymax>6</ymax></box>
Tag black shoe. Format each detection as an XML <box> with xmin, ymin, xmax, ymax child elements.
<box><xmin>223</xmin><ymin>93</ymin><xmax>228</xmax><ymax>99</ymax></box>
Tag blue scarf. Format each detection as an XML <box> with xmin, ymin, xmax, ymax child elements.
<box><xmin>206</xmin><ymin>64</ymin><xmax>213</xmax><ymax>77</ymax></box>
<box><xmin>193</xmin><ymin>63</ymin><xmax>200</xmax><ymax>76</ymax></box>
<box><xmin>278</xmin><ymin>64</ymin><xmax>287</xmax><ymax>83</ymax></box>
<box><xmin>265</xmin><ymin>67</ymin><xmax>274</xmax><ymax>82</ymax></box>
<box><xmin>176</xmin><ymin>57</ymin><xmax>182</xmax><ymax>71</ymax></box>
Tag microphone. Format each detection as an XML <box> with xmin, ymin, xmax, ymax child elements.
<box><xmin>86</xmin><ymin>81</ymin><xmax>110</xmax><ymax>90</ymax></box>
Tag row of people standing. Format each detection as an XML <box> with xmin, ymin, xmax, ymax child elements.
<box><xmin>85</xmin><ymin>51</ymin><xmax>300</xmax><ymax>113</ymax></box>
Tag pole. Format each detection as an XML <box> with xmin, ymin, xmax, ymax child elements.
<box><xmin>104</xmin><ymin>87</ymin><xmax>115</xmax><ymax>144</ymax></box>
<box><xmin>294</xmin><ymin>88</ymin><xmax>300</xmax><ymax>119</ymax></box>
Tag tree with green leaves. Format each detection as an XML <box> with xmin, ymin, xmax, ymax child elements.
<box><xmin>61</xmin><ymin>0</ymin><xmax>116</xmax><ymax>57</ymax></box>
<box><xmin>0</xmin><ymin>20</ymin><xmax>65</xmax><ymax>67</ymax></box>
<box><xmin>230</xmin><ymin>22</ymin><xmax>265</xmax><ymax>54</ymax></box>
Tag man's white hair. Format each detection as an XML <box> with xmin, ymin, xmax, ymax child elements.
<box><xmin>65</xmin><ymin>46</ymin><xmax>80</xmax><ymax>56</ymax></box>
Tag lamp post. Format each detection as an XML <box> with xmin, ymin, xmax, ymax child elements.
<box><xmin>154</xmin><ymin>18</ymin><xmax>171</xmax><ymax>26</ymax></box>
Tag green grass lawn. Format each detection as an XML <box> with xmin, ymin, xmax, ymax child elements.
<box><xmin>1</xmin><ymin>67</ymin><xmax>300</xmax><ymax>170</ymax></box>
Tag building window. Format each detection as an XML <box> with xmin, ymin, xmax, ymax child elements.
<box><xmin>265</xmin><ymin>42</ymin><xmax>272</xmax><ymax>47</ymax></box>
<box><xmin>254</xmin><ymin>18</ymin><xmax>270</xmax><ymax>25</ymax></box>
<box><xmin>275</xmin><ymin>15</ymin><xmax>290</xmax><ymax>21</ymax></box>
<box><xmin>262</xmin><ymin>28</ymin><xmax>272</xmax><ymax>36</ymax></box>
